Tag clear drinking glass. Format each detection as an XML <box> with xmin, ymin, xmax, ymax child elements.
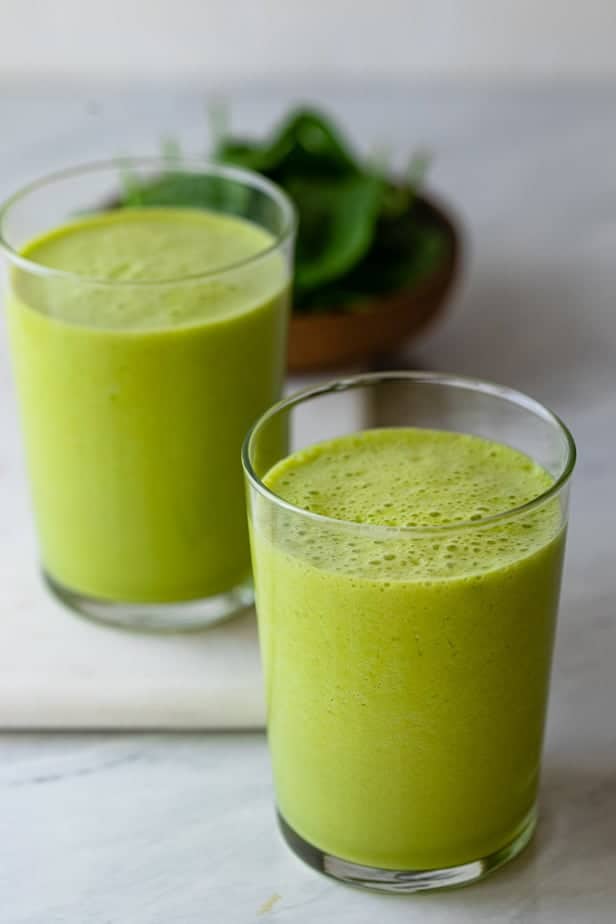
<box><xmin>0</xmin><ymin>159</ymin><xmax>295</xmax><ymax>631</ymax></box>
<box><xmin>243</xmin><ymin>371</ymin><xmax>576</xmax><ymax>892</ymax></box>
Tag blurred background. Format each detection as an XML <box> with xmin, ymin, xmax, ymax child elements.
<box><xmin>2</xmin><ymin>0</ymin><xmax>616</xmax><ymax>84</ymax></box>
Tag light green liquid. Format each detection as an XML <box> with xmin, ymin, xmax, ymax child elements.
<box><xmin>252</xmin><ymin>428</ymin><xmax>564</xmax><ymax>870</ymax></box>
<box><xmin>8</xmin><ymin>208</ymin><xmax>289</xmax><ymax>602</ymax></box>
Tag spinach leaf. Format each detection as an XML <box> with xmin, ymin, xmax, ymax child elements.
<box><xmin>216</xmin><ymin>109</ymin><xmax>387</xmax><ymax>298</ymax></box>
<box><xmin>288</xmin><ymin>172</ymin><xmax>384</xmax><ymax>291</ymax></box>
<box><xmin>217</xmin><ymin>109</ymin><xmax>361</xmax><ymax>178</ymax></box>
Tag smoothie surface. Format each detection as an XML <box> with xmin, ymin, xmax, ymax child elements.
<box><xmin>264</xmin><ymin>427</ymin><xmax>556</xmax><ymax>580</ymax></box>
<box><xmin>18</xmin><ymin>207</ymin><xmax>280</xmax><ymax>330</ymax></box>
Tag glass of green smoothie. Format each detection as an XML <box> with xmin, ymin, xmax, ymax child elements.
<box><xmin>243</xmin><ymin>371</ymin><xmax>576</xmax><ymax>892</ymax></box>
<box><xmin>0</xmin><ymin>159</ymin><xmax>295</xmax><ymax>631</ymax></box>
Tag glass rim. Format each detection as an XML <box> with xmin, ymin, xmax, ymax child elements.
<box><xmin>0</xmin><ymin>157</ymin><xmax>297</xmax><ymax>288</ymax></box>
<box><xmin>242</xmin><ymin>370</ymin><xmax>577</xmax><ymax>537</ymax></box>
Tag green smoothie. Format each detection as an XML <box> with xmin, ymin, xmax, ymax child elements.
<box><xmin>8</xmin><ymin>208</ymin><xmax>289</xmax><ymax>602</ymax></box>
<box><xmin>251</xmin><ymin>428</ymin><xmax>565</xmax><ymax>870</ymax></box>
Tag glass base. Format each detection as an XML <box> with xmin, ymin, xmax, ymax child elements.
<box><xmin>44</xmin><ymin>572</ymin><xmax>254</xmax><ymax>633</ymax></box>
<box><xmin>277</xmin><ymin>807</ymin><xmax>536</xmax><ymax>893</ymax></box>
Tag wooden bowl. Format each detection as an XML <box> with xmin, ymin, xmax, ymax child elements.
<box><xmin>287</xmin><ymin>194</ymin><xmax>462</xmax><ymax>373</ymax></box>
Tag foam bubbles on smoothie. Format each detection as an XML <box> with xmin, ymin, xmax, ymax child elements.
<box><xmin>263</xmin><ymin>428</ymin><xmax>560</xmax><ymax>581</ymax></box>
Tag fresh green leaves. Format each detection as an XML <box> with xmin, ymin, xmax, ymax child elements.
<box><xmin>115</xmin><ymin>107</ymin><xmax>447</xmax><ymax>313</ymax></box>
<box><xmin>217</xmin><ymin>109</ymin><xmax>360</xmax><ymax>178</ymax></box>
<box><xmin>215</xmin><ymin>108</ymin><xmax>446</xmax><ymax>311</ymax></box>
<box><xmin>301</xmin><ymin>204</ymin><xmax>445</xmax><ymax>311</ymax></box>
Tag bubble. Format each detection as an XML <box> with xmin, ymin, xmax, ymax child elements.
<box><xmin>263</xmin><ymin>426</ymin><xmax>556</xmax><ymax>576</ymax></box>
